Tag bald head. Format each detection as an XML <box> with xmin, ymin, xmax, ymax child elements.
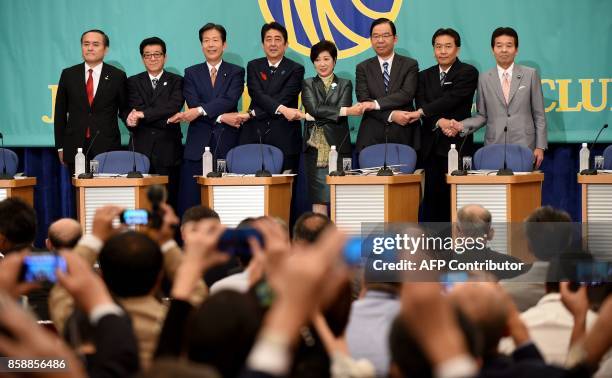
<box><xmin>457</xmin><ymin>204</ymin><xmax>492</xmax><ymax>239</ymax></box>
<box><xmin>47</xmin><ymin>218</ymin><xmax>82</xmax><ymax>251</ymax></box>
<box><xmin>449</xmin><ymin>282</ymin><xmax>507</xmax><ymax>355</ymax></box>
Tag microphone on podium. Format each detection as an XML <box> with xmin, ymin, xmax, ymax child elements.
<box><xmin>496</xmin><ymin>126</ymin><xmax>513</xmax><ymax>176</ymax></box>
<box><xmin>78</xmin><ymin>130</ymin><xmax>101</xmax><ymax>179</ymax></box>
<box><xmin>581</xmin><ymin>123</ymin><xmax>608</xmax><ymax>175</ymax></box>
<box><xmin>126</xmin><ymin>131</ymin><xmax>143</xmax><ymax>178</ymax></box>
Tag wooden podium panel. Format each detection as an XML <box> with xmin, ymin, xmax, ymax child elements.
<box><xmin>447</xmin><ymin>173</ymin><xmax>544</xmax><ymax>258</ymax></box>
<box><xmin>578</xmin><ymin>174</ymin><xmax>612</xmax><ymax>259</ymax></box>
<box><xmin>198</xmin><ymin>176</ymin><xmax>294</xmax><ymax>227</ymax></box>
<box><xmin>73</xmin><ymin>176</ymin><xmax>168</xmax><ymax>233</ymax></box>
<box><xmin>327</xmin><ymin>174</ymin><xmax>422</xmax><ymax>235</ymax></box>
<box><xmin>0</xmin><ymin>177</ymin><xmax>37</xmax><ymax>207</ymax></box>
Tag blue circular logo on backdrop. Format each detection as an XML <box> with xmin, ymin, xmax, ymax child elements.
<box><xmin>258</xmin><ymin>0</ymin><xmax>403</xmax><ymax>59</ymax></box>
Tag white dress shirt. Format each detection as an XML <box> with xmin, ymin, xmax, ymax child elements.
<box><xmin>497</xmin><ymin>63</ymin><xmax>515</xmax><ymax>85</ymax></box>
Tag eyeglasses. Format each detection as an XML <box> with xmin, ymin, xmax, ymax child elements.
<box><xmin>371</xmin><ymin>33</ymin><xmax>394</xmax><ymax>40</ymax></box>
<box><xmin>143</xmin><ymin>53</ymin><xmax>164</xmax><ymax>60</ymax></box>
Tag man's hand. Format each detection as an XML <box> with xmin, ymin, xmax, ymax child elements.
<box><xmin>180</xmin><ymin>107</ymin><xmax>201</xmax><ymax>123</ymax></box>
<box><xmin>390</xmin><ymin>111</ymin><xmax>415</xmax><ymax>126</ymax></box>
<box><xmin>56</xmin><ymin>252</ymin><xmax>115</xmax><ymax>315</ymax></box>
<box><xmin>561</xmin><ymin>282</ymin><xmax>589</xmax><ymax>322</ymax></box>
<box><xmin>91</xmin><ymin>205</ymin><xmax>125</xmax><ymax>242</ymax></box>
<box><xmin>167</xmin><ymin>112</ymin><xmax>183</xmax><ymax>124</ymax></box>
<box><xmin>145</xmin><ymin>203</ymin><xmax>179</xmax><ymax>246</ymax></box>
<box><xmin>405</xmin><ymin>111</ymin><xmax>422</xmax><ymax>124</ymax></box>
<box><xmin>0</xmin><ymin>292</ymin><xmax>86</xmax><ymax>377</ymax></box>
<box><xmin>438</xmin><ymin>118</ymin><xmax>458</xmax><ymax>137</ymax></box>
<box><xmin>0</xmin><ymin>251</ymin><xmax>40</xmax><ymax>298</ymax></box>
<box><xmin>359</xmin><ymin>101</ymin><xmax>377</xmax><ymax>112</ymax></box>
<box><xmin>172</xmin><ymin>220</ymin><xmax>229</xmax><ymax>300</ymax></box>
<box><xmin>126</xmin><ymin>109</ymin><xmax>144</xmax><ymax>127</ymax></box>
<box><xmin>220</xmin><ymin>112</ymin><xmax>250</xmax><ymax>128</ymax></box>
<box><xmin>533</xmin><ymin>148</ymin><xmax>544</xmax><ymax>169</ymax></box>
<box><xmin>279</xmin><ymin>106</ymin><xmax>303</xmax><ymax>121</ymax></box>
<box><xmin>345</xmin><ymin>103</ymin><xmax>364</xmax><ymax>116</ymax></box>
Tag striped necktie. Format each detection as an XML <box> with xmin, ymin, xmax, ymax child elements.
<box><xmin>382</xmin><ymin>62</ymin><xmax>390</xmax><ymax>93</ymax></box>
<box><xmin>440</xmin><ymin>71</ymin><xmax>446</xmax><ymax>86</ymax></box>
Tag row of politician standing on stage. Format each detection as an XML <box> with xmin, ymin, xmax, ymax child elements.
<box><xmin>53</xmin><ymin>17</ymin><xmax>547</xmax><ymax>221</ymax></box>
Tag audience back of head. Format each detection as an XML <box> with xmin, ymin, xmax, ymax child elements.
<box><xmin>0</xmin><ymin>198</ymin><xmax>36</xmax><ymax>253</ymax></box>
<box><xmin>525</xmin><ymin>206</ymin><xmax>573</xmax><ymax>261</ymax></box>
<box><xmin>47</xmin><ymin>218</ymin><xmax>82</xmax><ymax>251</ymax></box>
<box><xmin>292</xmin><ymin>212</ymin><xmax>332</xmax><ymax>244</ymax></box>
<box><xmin>99</xmin><ymin>231</ymin><xmax>163</xmax><ymax>298</ymax></box>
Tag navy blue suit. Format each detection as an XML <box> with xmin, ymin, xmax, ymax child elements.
<box><xmin>178</xmin><ymin>60</ymin><xmax>245</xmax><ymax>214</ymax></box>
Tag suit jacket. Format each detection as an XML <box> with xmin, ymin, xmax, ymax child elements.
<box><xmin>183</xmin><ymin>61</ymin><xmax>245</xmax><ymax>161</ymax></box>
<box><xmin>239</xmin><ymin>57</ymin><xmax>305</xmax><ymax>155</ymax></box>
<box><xmin>416</xmin><ymin>59</ymin><xmax>478</xmax><ymax>159</ymax></box>
<box><xmin>301</xmin><ymin>75</ymin><xmax>352</xmax><ymax>155</ymax></box>
<box><xmin>54</xmin><ymin>62</ymin><xmax>128</xmax><ymax>168</ymax></box>
<box><xmin>127</xmin><ymin>71</ymin><xmax>184</xmax><ymax>169</ymax></box>
<box><xmin>90</xmin><ymin>313</ymin><xmax>140</xmax><ymax>378</ymax></box>
<box><xmin>461</xmin><ymin>64</ymin><xmax>547</xmax><ymax>150</ymax></box>
<box><xmin>355</xmin><ymin>54</ymin><xmax>419</xmax><ymax>151</ymax></box>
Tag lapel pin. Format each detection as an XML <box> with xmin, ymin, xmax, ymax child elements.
<box><xmin>330</xmin><ymin>83</ymin><xmax>337</xmax><ymax>89</ymax></box>
<box><xmin>104</xmin><ymin>75</ymin><xmax>109</xmax><ymax>80</ymax></box>
<box><xmin>517</xmin><ymin>74</ymin><xmax>522</xmax><ymax>79</ymax></box>
<box><xmin>224</xmin><ymin>73</ymin><xmax>227</xmax><ymax>77</ymax></box>
<box><xmin>163</xmin><ymin>82</ymin><xmax>167</xmax><ymax>86</ymax></box>
<box><xmin>281</xmin><ymin>70</ymin><xmax>285</xmax><ymax>75</ymax></box>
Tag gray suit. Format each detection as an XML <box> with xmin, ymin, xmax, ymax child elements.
<box><xmin>462</xmin><ymin>64</ymin><xmax>547</xmax><ymax>150</ymax></box>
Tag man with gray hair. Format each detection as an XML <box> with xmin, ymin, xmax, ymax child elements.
<box><xmin>455</xmin><ymin>204</ymin><xmax>526</xmax><ymax>280</ymax></box>
<box><xmin>46</xmin><ymin>218</ymin><xmax>82</xmax><ymax>251</ymax></box>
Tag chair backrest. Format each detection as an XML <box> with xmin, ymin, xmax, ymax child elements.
<box><xmin>0</xmin><ymin>148</ymin><xmax>18</xmax><ymax>176</ymax></box>
<box><xmin>358</xmin><ymin>143</ymin><xmax>417</xmax><ymax>173</ymax></box>
<box><xmin>473</xmin><ymin>144</ymin><xmax>533</xmax><ymax>171</ymax></box>
<box><xmin>93</xmin><ymin>151</ymin><xmax>150</xmax><ymax>174</ymax></box>
<box><xmin>603</xmin><ymin>145</ymin><xmax>612</xmax><ymax>169</ymax></box>
<box><xmin>226</xmin><ymin>144</ymin><xmax>284</xmax><ymax>174</ymax></box>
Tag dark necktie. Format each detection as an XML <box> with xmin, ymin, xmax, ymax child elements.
<box><xmin>269</xmin><ymin>66</ymin><xmax>277</xmax><ymax>76</ymax></box>
<box><xmin>382</xmin><ymin>62</ymin><xmax>390</xmax><ymax>93</ymax></box>
<box><xmin>440</xmin><ymin>71</ymin><xmax>446</xmax><ymax>86</ymax></box>
<box><xmin>151</xmin><ymin>78</ymin><xmax>158</xmax><ymax>89</ymax></box>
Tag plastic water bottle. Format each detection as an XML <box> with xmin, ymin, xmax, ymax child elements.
<box><xmin>75</xmin><ymin>148</ymin><xmax>86</xmax><ymax>176</ymax></box>
<box><xmin>328</xmin><ymin>145</ymin><xmax>338</xmax><ymax>174</ymax></box>
<box><xmin>202</xmin><ymin>146</ymin><xmax>213</xmax><ymax>176</ymax></box>
<box><xmin>579</xmin><ymin>143</ymin><xmax>590</xmax><ymax>172</ymax></box>
<box><xmin>448</xmin><ymin>144</ymin><xmax>458</xmax><ymax>174</ymax></box>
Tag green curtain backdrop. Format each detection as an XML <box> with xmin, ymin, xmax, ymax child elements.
<box><xmin>1</xmin><ymin>0</ymin><xmax>610</xmax><ymax>146</ymax></box>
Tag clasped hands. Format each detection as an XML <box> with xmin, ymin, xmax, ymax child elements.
<box><xmin>166</xmin><ymin>108</ymin><xmax>251</xmax><ymax>128</ymax></box>
<box><xmin>437</xmin><ymin>118</ymin><xmax>464</xmax><ymax>137</ymax></box>
<box><xmin>126</xmin><ymin>109</ymin><xmax>144</xmax><ymax>127</ymax></box>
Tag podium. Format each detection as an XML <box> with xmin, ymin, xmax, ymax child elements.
<box><xmin>326</xmin><ymin>174</ymin><xmax>422</xmax><ymax>235</ymax></box>
<box><xmin>198</xmin><ymin>176</ymin><xmax>294</xmax><ymax>227</ymax></box>
<box><xmin>578</xmin><ymin>174</ymin><xmax>612</xmax><ymax>259</ymax></box>
<box><xmin>447</xmin><ymin>173</ymin><xmax>544</xmax><ymax>258</ymax></box>
<box><xmin>0</xmin><ymin>177</ymin><xmax>37</xmax><ymax>207</ymax></box>
<box><xmin>72</xmin><ymin>176</ymin><xmax>168</xmax><ymax>233</ymax></box>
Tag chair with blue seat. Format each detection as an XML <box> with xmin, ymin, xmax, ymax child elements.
<box><xmin>226</xmin><ymin>144</ymin><xmax>284</xmax><ymax>174</ymax></box>
<box><xmin>358</xmin><ymin>143</ymin><xmax>417</xmax><ymax>173</ymax></box>
<box><xmin>93</xmin><ymin>151</ymin><xmax>150</xmax><ymax>174</ymax></box>
<box><xmin>603</xmin><ymin>145</ymin><xmax>612</xmax><ymax>170</ymax></box>
<box><xmin>0</xmin><ymin>148</ymin><xmax>18</xmax><ymax>177</ymax></box>
<box><xmin>473</xmin><ymin>144</ymin><xmax>533</xmax><ymax>172</ymax></box>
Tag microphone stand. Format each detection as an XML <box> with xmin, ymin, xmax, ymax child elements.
<box><xmin>581</xmin><ymin>123</ymin><xmax>608</xmax><ymax>175</ymax></box>
<box><xmin>451</xmin><ymin>131</ymin><xmax>470</xmax><ymax>176</ymax></box>
<box><xmin>497</xmin><ymin>126</ymin><xmax>513</xmax><ymax>176</ymax></box>
<box><xmin>78</xmin><ymin>130</ymin><xmax>101</xmax><ymax>179</ymax></box>
<box><xmin>377</xmin><ymin>122</ymin><xmax>393</xmax><ymax>176</ymax></box>
<box><xmin>127</xmin><ymin>131</ymin><xmax>143</xmax><ymax>178</ymax></box>
<box><xmin>255</xmin><ymin>127</ymin><xmax>271</xmax><ymax>177</ymax></box>
<box><xmin>206</xmin><ymin>128</ymin><xmax>225</xmax><ymax>177</ymax></box>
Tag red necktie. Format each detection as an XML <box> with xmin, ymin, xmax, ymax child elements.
<box><xmin>86</xmin><ymin>69</ymin><xmax>93</xmax><ymax>138</ymax></box>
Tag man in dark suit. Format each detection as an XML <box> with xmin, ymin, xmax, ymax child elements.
<box><xmin>126</xmin><ymin>37</ymin><xmax>184</xmax><ymax>207</ymax></box>
<box><xmin>167</xmin><ymin>23</ymin><xmax>247</xmax><ymax>213</ymax></box>
<box><xmin>238</xmin><ymin>21</ymin><xmax>306</xmax><ymax>172</ymax></box>
<box><xmin>355</xmin><ymin>18</ymin><xmax>419</xmax><ymax>152</ymax></box>
<box><xmin>54</xmin><ymin>29</ymin><xmax>128</xmax><ymax>173</ymax></box>
<box><xmin>414</xmin><ymin>28</ymin><xmax>478</xmax><ymax>222</ymax></box>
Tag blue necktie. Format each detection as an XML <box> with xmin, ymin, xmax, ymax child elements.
<box><xmin>383</xmin><ymin>62</ymin><xmax>390</xmax><ymax>93</ymax></box>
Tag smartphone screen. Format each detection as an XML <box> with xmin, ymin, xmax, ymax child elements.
<box><xmin>120</xmin><ymin>209</ymin><xmax>149</xmax><ymax>225</ymax></box>
<box><xmin>22</xmin><ymin>254</ymin><xmax>67</xmax><ymax>283</ymax></box>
